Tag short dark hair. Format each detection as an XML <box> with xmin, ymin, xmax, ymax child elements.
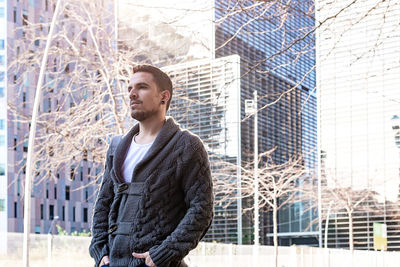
<box><xmin>132</xmin><ymin>65</ymin><xmax>173</xmax><ymax>111</ymax></box>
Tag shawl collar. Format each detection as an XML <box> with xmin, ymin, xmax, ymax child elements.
<box><xmin>112</xmin><ymin>117</ymin><xmax>179</xmax><ymax>184</ymax></box>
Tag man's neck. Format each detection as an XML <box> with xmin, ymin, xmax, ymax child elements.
<box><xmin>135</xmin><ymin>115</ymin><xmax>166</xmax><ymax>144</ymax></box>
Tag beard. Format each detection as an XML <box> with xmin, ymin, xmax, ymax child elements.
<box><xmin>130</xmin><ymin>107</ymin><xmax>159</xmax><ymax>121</ymax></box>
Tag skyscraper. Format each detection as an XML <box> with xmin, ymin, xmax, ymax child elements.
<box><xmin>214</xmin><ymin>1</ymin><xmax>317</xmax><ymax>245</ymax></box>
<box><xmin>0</xmin><ymin>0</ymin><xmax>8</xmax><ymax>252</ymax></box>
<box><xmin>317</xmin><ymin>0</ymin><xmax>400</xmax><ymax>249</ymax></box>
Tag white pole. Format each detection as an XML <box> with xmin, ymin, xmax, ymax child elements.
<box><xmin>253</xmin><ymin>91</ymin><xmax>259</xmax><ymax>267</ymax></box>
<box><xmin>23</xmin><ymin>1</ymin><xmax>62</xmax><ymax>267</ymax></box>
<box><xmin>254</xmin><ymin>90</ymin><xmax>259</xmax><ymax>246</ymax></box>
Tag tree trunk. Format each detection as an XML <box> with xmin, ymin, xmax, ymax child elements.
<box><xmin>348</xmin><ymin>211</ymin><xmax>354</xmax><ymax>251</ymax></box>
<box><xmin>273</xmin><ymin>199</ymin><xmax>278</xmax><ymax>267</ymax></box>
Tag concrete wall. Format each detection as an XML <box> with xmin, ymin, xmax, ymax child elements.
<box><xmin>1</xmin><ymin>232</ymin><xmax>399</xmax><ymax>267</ymax></box>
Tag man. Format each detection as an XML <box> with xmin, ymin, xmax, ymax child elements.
<box><xmin>89</xmin><ymin>65</ymin><xmax>214</xmax><ymax>267</ymax></box>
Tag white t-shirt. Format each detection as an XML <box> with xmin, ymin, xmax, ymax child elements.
<box><xmin>121</xmin><ymin>137</ymin><xmax>153</xmax><ymax>183</ymax></box>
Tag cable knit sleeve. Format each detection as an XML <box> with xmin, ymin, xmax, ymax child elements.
<box><xmin>89</xmin><ymin>145</ymin><xmax>115</xmax><ymax>267</ymax></box>
<box><xmin>149</xmin><ymin>137</ymin><xmax>214</xmax><ymax>267</ymax></box>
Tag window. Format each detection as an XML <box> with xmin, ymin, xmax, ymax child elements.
<box><xmin>17</xmin><ymin>179</ymin><xmax>20</xmax><ymax>196</ymax></box>
<box><xmin>46</xmin><ymin>183</ymin><xmax>49</xmax><ymax>198</ymax></box>
<box><xmin>0</xmin><ymin>87</ymin><xmax>3</xmax><ymax>97</ymax></box>
<box><xmin>13</xmin><ymin>8</ymin><xmax>17</xmax><ymax>23</ymax></box>
<box><xmin>0</xmin><ymin>55</ymin><xmax>4</xmax><ymax>65</ymax></box>
<box><xmin>40</xmin><ymin>204</ymin><xmax>44</xmax><ymax>220</ymax></box>
<box><xmin>23</xmin><ymin>140</ymin><xmax>28</xmax><ymax>152</ymax></box>
<box><xmin>70</xmin><ymin>165</ymin><xmax>75</xmax><ymax>180</ymax></box>
<box><xmin>23</xmin><ymin>72</ymin><xmax>29</xmax><ymax>87</ymax></box>
<box><xmin>65</xmin><ymin>185</ymin><xmax>70</xmax><ymax>200</ymax></box>
<box><xmin>0</xmin><ymin>163</ymin><xmax>5</xmax><ymax>175</ymax></box>
<box><xmin>22</xmin><ymin>10</ymin><xmax>28</xmax><ymax>26</ymax></box>
<box><xmin>0</xmin><ymin>135</ymin><xmax>5</xmax><ymax>146</ymax></box>
<box><xmin>35</xmin><ymin>226</ymin><xmax>41</xmax><ymax>234</ymax></box>
<box><xmin>0</xmin><ymin>119</ymin><xmax>4</xmax><ymax>129</ymax></box>
<box><xmin>0</xmin><ymin>72</ymin><xmax>4</xmax><ymax>82</ymax></box>
<box><xmin>54</xmin><ymin>186</ymin><xmax>57</xmax><ymax>199</ymax></box>
<box><xmin>62</xmin><ymin>206</ymin><xmax>65</xmax><ymax>221</ymax></box>
<box><xmin>14</xmin><ymin>202</ymin><xmax>17</xmax><ymax>218</ymax></box>
<box><xmin>72</xmin><ymin>207</ymin><xmax>75</xmax><ymax>222</ymax></box>
<box><xmin>83</xmin><ymin>208</ymin><xmax>88</xmax><ymax>223</ymax></box>
<box><xmin>0</xmin><ymin>7</ymin><xmax>4</xmax><ymax>18</ymax></box>
<box><xmin>48</xmin><ymin>146</ymin><xmax>54</xmax><ymax>157</ymax></box>
<box><xmin>47</xmin><ymin>98</ymin><xmax>51</xmax><ymax>112</ymax></box>
<box><xmin>53</xmin><ymin>58</ymin><xmax>57</xmax><ymax>72</ymax></box>
<box><xmin>22</xmin><ymin>92</ymin><xmax>26</xmax><ymax>108</ymax></box>
<box><xmin>85</xmin><ymin>189</ymin><xmax>88</xmax><ymax>202</ymax></box>
<box><xmin>0</xmin><ymin>199</ymin><xmax>5</xmax><ymax>211</ymax></box>
<box><xmin>0</xmin><ymin>40</ymin><xmax>4</xmax><ymax>50</ymax></box>
<box><xmin>49</xmin><ymin>205</ymin><xmax>54</xmax><ymax>220</ymax></box>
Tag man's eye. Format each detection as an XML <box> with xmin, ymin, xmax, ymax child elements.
<box><xmin>127</xmin><ymin>86</ymin><xmax>132</xmax><ymax>92</ymax></box>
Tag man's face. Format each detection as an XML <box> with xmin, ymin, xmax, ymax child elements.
<box><xmin>127</xmin><ymin>72</ymin><xmax>163</xmax><ymax>121</ymax></box>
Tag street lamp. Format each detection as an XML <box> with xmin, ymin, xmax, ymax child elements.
<box><xmin>245</xmin><ymin>91</ymin><xmax>259</xmax><ymax>266</ymax></box>
<box><xmin>48</xmin><ymin>216</ymin><xmax>59</xmax><ymax>267</ymax></box>
<box><xmin>245</xmin><ymin>91</ymin><xmax>259</xmax><ymax>246</ymax></box>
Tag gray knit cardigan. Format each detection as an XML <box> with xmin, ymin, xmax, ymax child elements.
<box><xmin>89</xmin><ymin>118</ymin><xmax>214</xmax><ymax>267</ymax></box>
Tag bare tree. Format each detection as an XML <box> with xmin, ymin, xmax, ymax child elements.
<box><xmin>214</xmin><ymin>149</ymin><xmax>308</xmax><ymax>267</ymax></box>
<box><xmin>302</xmin><ymin>173</ymin><xmax>381</xmax><ymax>251</ymax></box>
<box><xmin>7</xmin><ymin>0</ymin><xmax>180</xmax><ymax>194</ymax></box>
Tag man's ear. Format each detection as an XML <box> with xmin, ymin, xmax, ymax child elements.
<box><xmin>161</xmin><ymin>90</ymin><xmax>171</xmax><ymax>103</ymax></box>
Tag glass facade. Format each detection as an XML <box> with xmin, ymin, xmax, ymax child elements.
<box><xmin>214</xmin><ymin>1</ymin><xmax>317</xmax><ymax>245</ymax></box>
<box><xmin>163</xmin><ymin>55</ymin><xmax>242</xmax><ymax>244</ymax></box>
<box><xmin>0</xmin><ymin>0</ymin><xmax>6</xmax><ymax>254</ymax></box>
<box><xmin>317</xmin><ymin>0</ymin><xmax>400</xmax><ymax>249</ymax></box>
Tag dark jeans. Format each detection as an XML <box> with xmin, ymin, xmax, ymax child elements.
<box><xmin>142</xmin><ymin>260</ymin><xmax>187</xmax><ymax>267</ymax></box>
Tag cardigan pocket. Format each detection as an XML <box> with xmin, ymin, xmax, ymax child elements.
<box><xmin>109</xmin><ymin>234</ymin><xmax>131</xmax><ymax>265</ymax></box>
<box><xmin>108</xmin><ymin>221</ymin><xmax>133</xmax><ymax>264</ymax></box>
<box><xmin>116</xmin><ymin>182</ymin><xmax>144</xmax><ymax>222</ymax></box>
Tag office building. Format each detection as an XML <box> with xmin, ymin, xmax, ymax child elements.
<box><xmin>317</xmin><ymin>0</ymin><xmax>400</xmax><ymax>249</ymax></box>
<box><xmin>0</xmin><ymin>0</ymin><xmax>8</xmax><ymax>252</ymax></box>
<box><xmin>3</xmin><ymin>0</ymin><xmax>116</xmax><ymax>238</ymax></box>
<box><xmin>214</xmin><ymin>1</ymin><xmax>317</xmax><ymax>245</ymax></box>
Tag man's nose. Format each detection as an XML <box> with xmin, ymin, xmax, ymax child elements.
<box><xmin>130</xmin><ymin>90</ymin><xmax>137</xmax><ymax>100</ymax></box>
